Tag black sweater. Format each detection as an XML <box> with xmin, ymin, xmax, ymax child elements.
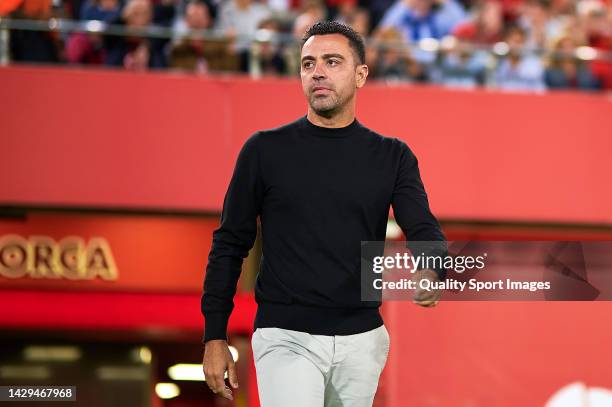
<box><xmin>201</xmin><ymin>115</ymin><xmax>446</xmax><ymax>343</ymax></box>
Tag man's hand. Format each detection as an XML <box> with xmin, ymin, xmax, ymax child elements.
<box><xmin>203</xmin><ymin>339</ymin><xmax>238</xmax><ymax>400</ymax></box>
<box><xmin>412</xmin><ymin>269</ymin><xmax>442</xmax><ymax>307</ymax></box>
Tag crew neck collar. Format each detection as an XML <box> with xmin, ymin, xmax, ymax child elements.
<box><xmin>299</xmin><ymin>115</ymin><xmax>361</xmax><ymax>138</ymax></box>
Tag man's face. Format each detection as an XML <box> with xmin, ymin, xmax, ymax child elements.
<box><xmin>506</xmin><ymin>31</ymin><xmax>525</xmax><ymax>55</ymax></box>
<box><xmin>125</xmin><ymin>0</ymin><xmax>152</xmax><ymax>27</ymax></box>
<box><xmin>300</xmin><ymin>34</ymin><xmax>367</xmax><ymax>117</ymax></box>
<box><xmin>185</xmin><ymin>3</ymin><xmax>210</xmax><ymax>30</ymax></box>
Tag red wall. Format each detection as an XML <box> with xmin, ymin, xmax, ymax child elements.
<box><xmin>2</xmin><ymin>66</ymin><xmax>612</xmax><ymax>407</ymax></box>
<box><xmin>1</xmin><ymin>66</ymin><xmax>611</xmax><ymax>225</ymax></box>
<box><xmin>382</xmin><ymin>301</ymin><xmax>612</xmax><ymax>406</ymax></box>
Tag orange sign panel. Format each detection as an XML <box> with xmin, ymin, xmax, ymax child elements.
<box><xmin>0</xmin><ymin>213</ymin><xmax>219</xmax><ymax>293</ymax></box>
<box><xmin>1</xmin><ymin>235</ymin><xmax>118</xmax><ymax>281</ymax></box>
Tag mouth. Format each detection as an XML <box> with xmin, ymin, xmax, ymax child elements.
<box><xmin>312</xmin><ymin>87</ymin><xmax>331</xmax><ymax>95</ymax></box>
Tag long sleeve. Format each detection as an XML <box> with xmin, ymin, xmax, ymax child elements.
<box><xmin>201</xmin><ymin>133</ymin><xmax>264</xmax><ymax>343</ymax></box>
<box><xmin>391</xmin><ymin>140</ymin><xmax>448</xmax><ymax>280</ymax></box>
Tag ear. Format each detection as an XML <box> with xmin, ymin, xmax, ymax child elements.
<box><xmin>355</xmin><ymin>64</ymin><xmax>369</xmax><ymax>89</ymax></box>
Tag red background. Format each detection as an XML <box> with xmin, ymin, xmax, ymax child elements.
<box><xmin>2</xmin><ymin>66</ymin><xmax>612</xmax><ymax>406</ymax></box>
<box><xmin>1</xmin><ymin>66</ymin><xmax>611</xmax><ymax>224</ymax></box>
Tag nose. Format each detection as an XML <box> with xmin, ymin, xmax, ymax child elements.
<box><xmin>312</xmin><ymin>61</ymin><xmax>326</xmax><ymax>80</ymax></box>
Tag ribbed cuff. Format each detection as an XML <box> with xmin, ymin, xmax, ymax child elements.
<box><xmin>202</xmin><ymin>312</ymin><xmax>231</xmax><ymax>344</ymax></box>
<box><xmin>407</xmin><ymin>241</ymin><xmax>448</xmax><ymax>281</ymax></box>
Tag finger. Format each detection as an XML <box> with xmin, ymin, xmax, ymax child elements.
<box><xmin>206</xmin><ymin>379</ymin><xmax>218</xmax><ymax>393</ymax></box>
<box><xmin>205</xmin><ymin>370</ymin><xmax>223</xmax><ymax>394</ymax></box>
<box><xmin>203</xmin><ymin>369</ymin><xmax>213</xmax><ymax>391</ymax></box>
<box><xmin>214</xmin><ymin>373</ymin><xmax>227</xmax><ymax>396</ymax></box>
<box><xmin>209</xmin><ymin>382</ymin><xmax>232</xmax><ymax>399</ymax></box>
<box><xmin>213</xmin><ymin>384</ymin><xmax>233</xmax><ymax>400</ymax></box>
<box><xmin>221</xmin><ymin>385</ymin><xmax>234</xmax><ymax>400</ymax></box>
<box><xmin>227</xmin><ymin>362</ymin><xmax>239</xmax><ymax>389</ymax></box>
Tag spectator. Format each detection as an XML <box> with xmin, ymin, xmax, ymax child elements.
<box><xmin>293</xmin><ymin>0</ymin><xmax>327</xmax><ymax>38</ymax></box>
<box><xmin>433</xmin><ymin>41</ymin><xmax>489</xmax><ymax>87</ymax></box>
<box><xmin>439</xmin><ymin>0</ymin><xmax>499</xmax><ymax>88</ymax></box>
<box><xmin>66</xmin><ymin>0</ymin><xmax>120</xmax><ymax>65</ymax></box>
<box><xmin>215</xmin><ymin>0</ymin><xmax>272</xmax><ymax>72</ymax></box>
<box><xmin>169</xmin><ymin>0</ymin><xmax>216</xmax><ymax>73</ymax></box>
<box><xmin>79</xmin><ymin>0</ymin><xmax>121</xmax><ymax>21</ymax></box>
<box><xmin>65</xmin><ymin>30</ymin><xmax>106</xmax><ymax>64</ymax></box>
<box><xmin>173</xmin><ymin>0</ymin><xmax>211</xmax><ymax>36</ymax></box>
<box><xmin>333</xmin><ymin>0</ymin><xmax>370</xmax><ymax>37</ymax></box>
<box><xmin>452</xmin><ymin>0</ymin><xmax>504</xmax><ymax>44</ymax></box>
<box><xmin>123</xmin><ymin>40</ymin><xmax>150</xmax><ymax>70</ymax></box>
<box><xmin>491</xmin><ymin>25</ymin><xmax>546</xmax><ymax>91</ymax></box>
<box><xmin>544</xmin><ymin>34</ymin><xmax>602</xmax><ymax>90</ymax></box>
<box><xmin>368</xmin><ymin>0</ymin><xmax>398</xmax><ymax>33</ymax></box>
<box><xmin>267</xmin><ymin>0</ymin><xmax>291</xmax><ymax>12</ymax></box>
<box><xmin>369</xmin><ymin>26</ymin><xmax>429</xmax><ymax>82</ymax></box>
<box><xmin>378</xmin><ymin>0</ymin><xmax>467</xmax><ymax>43</ymax></box>
<box><xmin>378</xmin><ymin>0</ymin><xmax>467</xmax><ymax>64</ymax></box>
<box><xmin>579</xmin><ymin>0</ymin><xmax>612</xmax><ymax>89</ymax></box>
<box><xmin>103</xmin><ymin>0</ymin><xmax>168</xmax><ymax>69</ymax></box>
<box><xmin>549</xmin><ymin>0</ymin><xmax>579</xmax><ymax>31</ymax></box>
<box><xmin>251</xmin><ymin>18</ymin><xmax>288</xmax><ymax>75</ymax></box>
<box><xmin>517</xmin><ymin>0</ymin><xmax>568</xmax><ymax>50</ymax></box>
<box><xmin>8</xmin><ymin>0</ymin><xmax>61</xmax><ymax>63</ymax></box>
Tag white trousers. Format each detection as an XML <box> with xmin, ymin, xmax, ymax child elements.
<box><xmin>251</xmin><ymin>325</ymin><xmax>390</xmax><ymax>407</ymax></box>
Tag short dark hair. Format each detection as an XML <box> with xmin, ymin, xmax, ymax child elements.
<box><xmin>301</xmin><ymin>21</ymin><xmax>366</xmax><ymax>65</ymax></box>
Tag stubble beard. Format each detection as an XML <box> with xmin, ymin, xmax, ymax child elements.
<box><xmin>309</xmin><ymin>92</ymin><xmax>345</xmax><ymax>118</ymax></box>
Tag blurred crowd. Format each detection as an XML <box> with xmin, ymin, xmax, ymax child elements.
<box><xmin>2</xmin><ymin>0</ymin><xmax>612</xmax><ymax>91</ymax></box>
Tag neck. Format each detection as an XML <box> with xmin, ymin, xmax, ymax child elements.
<box><xmin>306</xmin><ymin>104</ymin><xmax>356</xmax><ymax>128</ymax></box>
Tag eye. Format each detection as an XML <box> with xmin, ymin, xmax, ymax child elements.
<box><xmin>302</xmin><ymin>61</ymin><xmax>314</xmax><ymax>69</ymax></box>
<box><xmin>328</xmin><ymin>59</ymin><xmax>340</xmax><ymax>66</ymax></box>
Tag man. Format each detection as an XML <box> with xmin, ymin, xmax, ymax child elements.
<box><xmin>492</xmin><ymin>25</ymin><xmax>546</xmax><ymax>91</ymax></box>
<box><xmin>215</xmin><ymin>0</ymin><xmax>272</xmax><ymax>72</ymax></box>
<box><xmin>378</xmin><ymin>0</ymin><xmax>466</xmax><ymax>43</ymax></box>
<box><xmin>202</xmin><ymin>21</ymin><xmax>445</xmax><ymax>406</ymax></box>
